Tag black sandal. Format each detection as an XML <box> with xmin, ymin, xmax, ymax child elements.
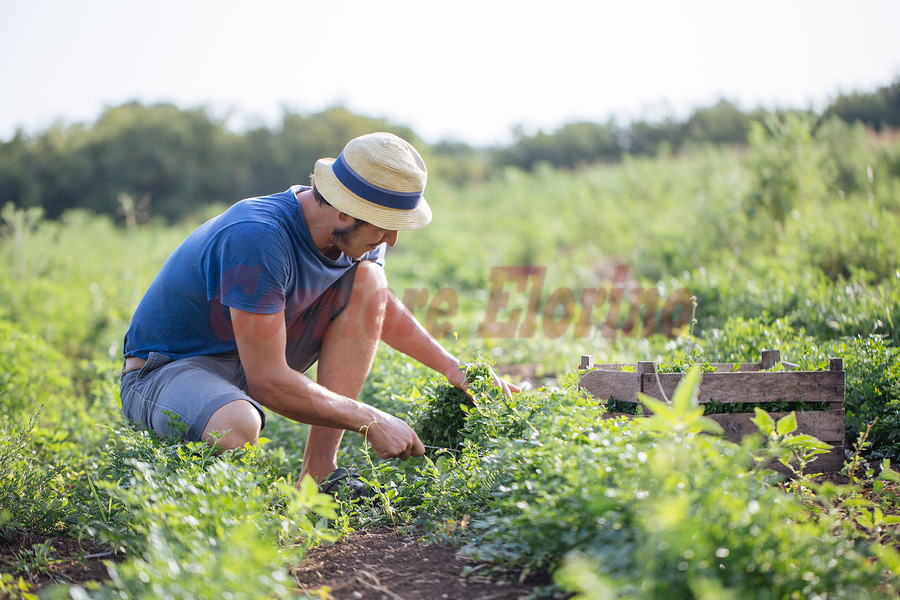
<box><xmin>318</xmin><ymin>467</ymin><xmax>375</xmax><ymax>500</ymax></box>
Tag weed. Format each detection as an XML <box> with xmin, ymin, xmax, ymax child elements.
<box><xmin>0</xmin><ymin>411</ymin><xmax>70</xmax><ymax>541</ymax></box>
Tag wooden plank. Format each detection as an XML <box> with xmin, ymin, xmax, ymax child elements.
<box><xmin>761</xmin><ymin>349</ymin><xmax>781</xmax><ymax>370</ymax></box>
<box><xmin>770</xmin><ymin>446</ymin><xmax>845</xmax><ymax>476</ymax></box>
<box><xmin>708</xmin><ymin>410</ymin><xmax>844</xmax><ymax>444</ymax></box>
<box><xmin>580</xmin><ymin>370</ymin><xmax>640</xmax><ymax>403</ymax></box>
<box><xmin>640</xmin><ymin>371</ymin><xmax>845</xmax><ymax>405</ymax></box>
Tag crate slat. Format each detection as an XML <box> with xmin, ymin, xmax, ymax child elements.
<box><xmin>640</xmin><ymin>371</ymin><xmax>845</xmax><ymax>405</ymax></box>
<box><xmin>580</xmin><ymin>370</ymin><xmax>640</xmax><ymax>404</ymax></box>
<box><xmin>709</xmin><ymin>410</ymin><xmax>844</xmax><ymax>444</ymax></box>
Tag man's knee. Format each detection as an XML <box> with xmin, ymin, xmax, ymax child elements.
<box><xmin>353</xmin><ymin>259</ymin><xmax>388</xmax><ymax>293</ymax></box>
<box><xmin>202</xmin><ymin>400</ymin><xmax>262</xmax><ymax>450</ymax></box>
<box><xmin>339</xmin><ymin>261</ymin><xmax>388</xmax><ymax>339</ymax></box>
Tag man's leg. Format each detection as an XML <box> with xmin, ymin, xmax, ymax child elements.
<box><xmin>121</xmin><ymin>352</ymin><xmax>266</xmax><ymax>447</ymax></box>
<box><xmin>201</xmin><ymin>399</ymin><xmax>263</xmax><ymax>450</ymax></box>
<box><xmin>299</xmin><ymin>261</ymin><xmax>389</xmax><ymax>483</ymax></box>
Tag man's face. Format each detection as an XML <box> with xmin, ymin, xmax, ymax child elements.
<box><xmin>331</xmin><ymin>221</ymin><xmax>399</xmax><ymax>260</ymax></box>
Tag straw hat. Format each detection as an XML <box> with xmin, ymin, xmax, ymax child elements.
<box><xmin>313</xmin><ymin>132</ymin><xmax>431</xmax><ymax>231</ymax></box>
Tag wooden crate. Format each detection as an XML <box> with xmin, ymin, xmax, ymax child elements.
<box><xmin>578</xmin><ymin>350</ymin><xmax>846</xmax><ymax>472</ymax></box>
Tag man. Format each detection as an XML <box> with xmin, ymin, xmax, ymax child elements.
<box><xmin>120</xmin><ymin>132</ymin><xmax>518</xmax><ymax>493</ymax></box>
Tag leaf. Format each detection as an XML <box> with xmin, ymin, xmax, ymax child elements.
<box><xmin>693</xmin><ymin>413</ymin><xmax>725</xmax><ymax>435</ymax></box>
<box><xmin>299</xmin><ymin>474</ymin><xmax>319</xmax><ymax>498</ymax></box>
<box><xmin>751</xmin><ymin>408</ymin><xmax>777</xmax><ymax>437</ymax></box>
<box><xmin>639</xmin><ymin>368</ymin><xmax>723</xmax><ymax>435</ymax></box>
<box><xmin>856</xmin><ymin>510</ymin><xmax>875</xmax><ymax>529</ymax></box>
<box><xmin>672</xmin><ymin>365</ymin><xmax>702</xmax><ymax>415</ymax></box>
<box><xmin>776</xmin><ymin>411</ymin><xmax>798</xmax><ymax>436</ymax></box>
<box><xmin>782</xmin><ymin>434</ymin><xmax>833</xmax><ymax>452</ymax></box>
<box><xmin>874</xmin><ymin>544</ymin><xmax>900</xmax><ymax>576</ymax></box>
<box><xmin>638</xmin><ymin>394</ymin><xmax>674</xmax><ymax>421</ymax></box>
<box><xmin>879</xmin><ymin>461</ymin><xmax>900</xmax><ymax>483</ymax></box>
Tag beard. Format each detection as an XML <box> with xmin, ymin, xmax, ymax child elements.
<box><xmin>331</xmin><ymin>220</ymin><xmax>367</xmax><ymax>246</ymax></box>
<box><xmin>330</xmin><ymin>219</ymin><xmax>370</xmax><ymax>259</ymax></box>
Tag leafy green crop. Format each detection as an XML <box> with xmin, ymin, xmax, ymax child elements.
<box><xmin>410</xmin><ymin>364</ymin><xmax>492</xmax><ymax>451</ymax></box>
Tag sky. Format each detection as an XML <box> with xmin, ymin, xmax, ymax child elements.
<box><xmin>1</xmin><ymin>0</ymin><xmax>899</xmax><ymax>147</ymax></box>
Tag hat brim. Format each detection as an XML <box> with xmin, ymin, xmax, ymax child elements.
<box><xmin>314</xmin><ymin>158</ymin><xmax>432</xmax><ymax>231</ymax></box>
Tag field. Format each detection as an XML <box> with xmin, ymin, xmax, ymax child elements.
<box><xmin>2</xmin><ymin>114</ymin><xmax>900</xmax><ymax>599</ymax></box>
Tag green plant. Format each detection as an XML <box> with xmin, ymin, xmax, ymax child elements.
<box><xmin>64</xmin><ymin>436</ymin><xmax>338</xmax><ymax>599</ymax></box>
<box><xmin>833</xmin><ymin>336</ymin><xmax>900</xmax><ymax>461</ymax></box>
<box><xmin>0</xmin><ymin>411</ymin><xmax>71</xmax><ymax>542</ymax></box>
<box><xmin>409</xmin><ymin>363</ymin><xmax>491</xmax><ymax>452</ymax></box>
<box><xmin>0</xmin><ymin>319</ymin><xmax>74</xmax><ymax>424</ymax></box>
<box><xmin>748</xmin><ymin>407</ymin><xmax>833</xmax><ymax>481</ymax></box>
<box><xmin>6</xmin><ymin>539</ymin><xmax>63</xmax><ymax>583</ymax></box>
<box><xmin>0</xmin><ymin>573</ymin><xmax>39</xmax><ymax>600</ymax></box>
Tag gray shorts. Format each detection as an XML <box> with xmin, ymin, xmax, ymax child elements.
<box><xmin>120</xmin><ymin>263</ymin><xmax>359</xmax><ymax>441</ymax></box>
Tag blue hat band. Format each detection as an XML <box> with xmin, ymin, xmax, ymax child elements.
<box><xmin>332</xmin><ymin>153</ymin><xmax>423</xmax><ymax>211</ymax></box>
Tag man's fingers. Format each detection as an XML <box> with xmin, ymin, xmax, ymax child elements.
<box><xmin>411</xmin><ymin>435</ymin><xmax>425</xmax><ymax>457</ymax></box>
<box><xmin>369</xmin><ymin>419</ymin><xmax>425</xmax><ymax>461</ymax></box>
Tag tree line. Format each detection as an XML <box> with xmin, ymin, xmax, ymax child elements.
<box><xmin>0</xmin><ymin>78</ymin><xmax>897</xmax><ymax>223</ymax></box>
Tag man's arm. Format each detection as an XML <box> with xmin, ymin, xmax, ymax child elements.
<box><xmin>230</xmin><ymin>306</ymin><xmax>424</xmax><ymax>459</ymax></box>
<box><xmin>380</xmin><ymin>290</ymin><xmax>520</xmax><ymax>397</ymax></box>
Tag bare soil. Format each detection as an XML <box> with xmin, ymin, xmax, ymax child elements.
<box><xmin>293</xmin><ymin>526</ymin><xmax>561</xmax><ymax>600</ymax></box>
<box><xmin>0</xmin><ymin>532</ymin><xmax>123</xmax><ymax>594</ymax></box>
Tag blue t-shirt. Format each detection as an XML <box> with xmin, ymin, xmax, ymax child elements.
<box><xmin>123</xmin><ymin>186</ymin><xmax>385</xmax><ymax>360</ymax></box>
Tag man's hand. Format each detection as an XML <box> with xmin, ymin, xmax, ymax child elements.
<box><xmin>361</xmin><ymin>410</ymin><xmax>426</xmax><ymax>460</ymax></box>
<box><xmin>491</xmin><ymin>369</ymin><xmax>522</xmax><ymax>398</ymax></box>
<box><xmin>381</xmin><ymin>294</ymin><xmax>521</xmax><ymax>400</ymax></box>
<box><xmin>448</xmin><ymin>363</ymin><xmax>522</xmax><ymax>399</ymax></box>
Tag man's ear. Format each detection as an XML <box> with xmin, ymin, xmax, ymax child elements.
<box><xmin>336</xmin><ymin>211</ymin><xmax>354</xmax><ymax>223</ymax></box>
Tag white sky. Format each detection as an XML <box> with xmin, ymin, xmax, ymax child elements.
<box><xmin>1</xmin><ymin>0</ymin><xmax>899</xmax><ymax>146</ymax></box>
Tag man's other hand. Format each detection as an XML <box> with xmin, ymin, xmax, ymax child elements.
<box><xmin>448</xmin><ymin>363</ymin><xmax>522</xmax><ymax>399</ymax></box>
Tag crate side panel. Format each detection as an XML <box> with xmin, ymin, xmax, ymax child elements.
<box><xmin>580</xmin><ymin>370</ymin><xmax>640</xmax><ymax>403</ymax></box>
<box><xmin>640</xmin><ymin>371</ymin><xmax>845</xmax><ymax>404</ymax></box>
<box><xmin>707</xmin><ymin>410</ymin><xmax>844</xmax><ymax>444</ymax></box>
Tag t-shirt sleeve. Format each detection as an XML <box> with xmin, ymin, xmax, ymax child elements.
<box><xmin>202</xmin><ymin>221</ymin><xmax>289</xmax><ymax>315</ymax></box>
<box><xmin>364</xmin><ymin>242</ymin><xmax>387</xmax><ymax>267</ymax></box>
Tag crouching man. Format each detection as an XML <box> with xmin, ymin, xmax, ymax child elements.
<box><xmin>120</xmin><ymin>132</ymin><xmax>518</xmax><ymax>494</ymax></box>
